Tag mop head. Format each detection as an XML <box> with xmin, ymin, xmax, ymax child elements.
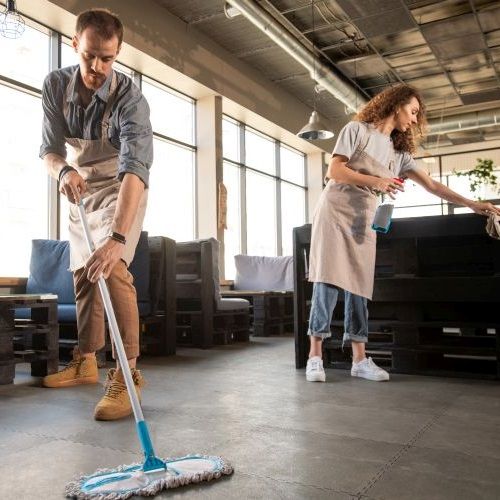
<box><xmin>65</xmin><ymin>454</ymin><xmax>233</xmax><ymax>499</ymax></box>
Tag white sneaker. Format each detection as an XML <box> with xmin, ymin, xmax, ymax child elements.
<box><xmin>306</xmin><ymin>356</ymin><xmax>326</xmax><ymax>382</ymax></box>
<box><xmin>351</xmin><ymin>357</ymin><xmax>390</xmax><ymax>381</ymax></box>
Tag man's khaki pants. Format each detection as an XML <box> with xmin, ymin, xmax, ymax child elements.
<box><xmin>73</xmin><ymin>260</ymin><xmax>140</xmax><ymax>359</ymax></box>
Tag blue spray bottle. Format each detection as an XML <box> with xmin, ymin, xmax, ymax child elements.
<box><xmin>372</xmin><ymin>177</ymin><xmax>405</xmax><ymax>233</ymax></box>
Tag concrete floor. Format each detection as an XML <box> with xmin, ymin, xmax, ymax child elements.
<box><xmin>0</xmin><ymin>335</ymin><xmax>499</xmax><ymax>500</ymax></box>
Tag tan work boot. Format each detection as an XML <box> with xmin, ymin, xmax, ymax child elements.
<box><xmin>43</xmin><ymin>351</ymin><xmax>99</xmax><ymax>388</ymax></box>
<box><xmin>94</xmin><ymin>368</ymin><xmax>144</xmax><ymax>421</ymax></box>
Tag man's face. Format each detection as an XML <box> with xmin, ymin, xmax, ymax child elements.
<box><xmin>72</xmin><ymin>27</ymin><xmax>120</xmax><ymax>91</ymax></box>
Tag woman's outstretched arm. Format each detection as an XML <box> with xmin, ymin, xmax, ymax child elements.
<box><xmin>406</xmin><ymin>167</ymin><xmax>500</xmax><ymax>216</ymax></box>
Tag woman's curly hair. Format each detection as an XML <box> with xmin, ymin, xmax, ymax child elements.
<box><xmin>355</xmin><ymin>84</ymin><xmax>427</xmax><ymax>155</ymax></box>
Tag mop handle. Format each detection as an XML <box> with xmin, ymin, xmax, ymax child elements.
<box><xmin>76</xmin><ymin>200</ymin><xmax>145</xmax><ymax>424</ymax></box>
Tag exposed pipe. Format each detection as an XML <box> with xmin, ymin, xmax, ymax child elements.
<box><xmin>427</xmin><ymin>109</ymin><xmax>500</xmax><ymax>135</ymax></box>
<box><xmin>226</xmin><ymin>0</ymin><xmax>367</xmax><ymax>113</ymax></box>
<box><xmin>226</xmin><ymin>1</ymin><xmax>500</xmax><ymax>137</ymax></box>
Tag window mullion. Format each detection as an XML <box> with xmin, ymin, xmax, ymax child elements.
<box><xmin>275</xmin><ymin>140</ymin><xmax>282</xmax><ymax>256</ymax></box>
<box><xmin>48</xmin><ymin>30</ymin><xmax>61</xmax><ymax>240</ymax></box>
<box><xmin>240</xmin><ymin>123</ymin><xmax>247</xmax><ymax>255</ymax></box>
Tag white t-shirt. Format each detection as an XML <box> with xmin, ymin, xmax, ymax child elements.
<box><xmin>332</xmin><ymin>121</ymin><xmax>417</xmax><ymax>177</ymax></box>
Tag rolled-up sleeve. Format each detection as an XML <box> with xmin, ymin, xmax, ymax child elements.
<box><xmin>117</xmin><ymin>90</ymin><xmax>153</xmax><ymax>188</ymax></box>
<box><xmin>40</xmin><ymin>73</ymin><xmax>67</xmax><ymax>159</ymax></box>
<box><xmin>399</xmin><ymin>151</ymin><xmax>417</xmax><ymax>177</ymax></box>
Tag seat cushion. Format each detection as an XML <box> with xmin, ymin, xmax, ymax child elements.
<box><xmin>57</xmin><ymin>304</ymin><xmax>77</xmax><ymax>323</ymax></box>
<box><xmin>218</xmin><ymin>298</ymin><xmax>250</xmax><ymax>311</ymax></box>
<box><xmin>234</xmin><ymin>255</ymin><xmax>294</xmax><ymax>291</ymax></box>
<box><xmin>27</xmin><ymin>239</ymin><xmax>74</xmax><ymax>302</ymax></box>
<box><xmin>15</xmin><ymin>303</ymin><xmax>76</xmax><ymax>322</ymax></box>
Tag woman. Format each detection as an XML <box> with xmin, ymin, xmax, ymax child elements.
<box><xmin>306</xmin><ymin>84</ymin><xmax>500</xmax><ymax>383</ymax></box>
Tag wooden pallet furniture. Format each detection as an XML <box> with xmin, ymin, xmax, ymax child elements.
<box><xmin>294</xmin><ymin>214</ymin><xmax>500</xmax><ymax>379</ymax></box>
<box><xmin>221</xmin><ymin>254</ymin><xmax>294</xmax><ymax>337</ymax></box>
<box><xmin>21</xmin><ymin>233</ymin><xmax>177</xmax><ymax>363</ymax></box>
<box><xmin>0</xmin><ymin>293</ymin><xmax>59</xmax><ymax>384</ymax></box>
<box><xmin>221</xmin><ymin>290</ymin><xmax>293</xmax><ymax>336</ymax></box>
<box><xmin>175</xmin><ymin>239</ymin><xmax>250</xmax><ymax>348</ymax></box>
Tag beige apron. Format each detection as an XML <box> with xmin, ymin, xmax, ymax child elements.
<box><xmin>308</xmin><ymin>126</ymin><xmax>396</xmax><ymax>299</ymax></box>
<box><xmin>64</xmin><ymin>71</ymin><xmax>148</xmax><ymax>271</ymax></box>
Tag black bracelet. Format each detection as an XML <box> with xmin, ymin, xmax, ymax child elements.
<box><xmin>109</xmin><ymin>231</ymin><xmax>127</xmax><ymax>244</ymax></box>
<box><xmin>58</xmin><ymin>165</ymin><xmax>77</xmax><ymax>182</ymax></box>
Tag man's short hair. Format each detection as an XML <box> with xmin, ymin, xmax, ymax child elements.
<box><xmin>76</xmin><ymin>8</ymin><xmax>123</xmax><ymax>45</ymax></box>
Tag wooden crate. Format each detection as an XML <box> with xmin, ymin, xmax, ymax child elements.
<box><xmin>0</xmin><ymin>294</ymin><xmax>59</xmax><ymax>383</ymax></box>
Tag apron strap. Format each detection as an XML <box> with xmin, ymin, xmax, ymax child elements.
<box><xmin>388</xmin><ymin>143</ymin><xmax>397</xmax><ymax>174</ymax></box>
<box><xmin>101</xmin><ymin>71</ymin><xmax>118</xmax><ymax>139</ymax></box>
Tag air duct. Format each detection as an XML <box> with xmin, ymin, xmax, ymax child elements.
<box><xmin>226</xmin><ymin>0</ymin><xmax>367</xmax><ymax>113</ymax></box>
<box><xmin>427</xmin><ymin>109</ymin><xmax>500</xmax><ymax>136</ymax></box>
<box><xmin>226</xmin><ymin>1</ymin><xmax>500</xmax><ymax>138</ymax></box>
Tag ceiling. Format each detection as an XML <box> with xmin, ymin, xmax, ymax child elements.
<box><xmin>152</xmin><ymin>0</ymin><xmax>500</xmax><ymax>148</ymax></box>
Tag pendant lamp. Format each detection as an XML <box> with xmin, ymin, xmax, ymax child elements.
<box><xmin>0</xmin><ymin>0</ymin><xmax>25</xmax><ymax>39</ymax></box>
<box><xmin>297</xmin><ymin>1</ymin><xmax>333</xmax><ymax>140</ymax></box>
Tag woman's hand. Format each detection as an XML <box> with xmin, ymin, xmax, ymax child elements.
<box><xmin>468</xmin><ymin>200</ymin><xmax>500</xmax><ymax>217</ymax></box>
<box><xmin>370</xmin><ymin>177</ymin><xmax>404</xmax><ymax>199</ymax></box>
<box><xmin>60</xmin><ymin>171</ymin><xmax>87</xmax><ymax>204</ymax></box>
<box><xmin>85</xmin><ymin>239</ymin><xmax>125</xmax><ymax>283</ymax></box>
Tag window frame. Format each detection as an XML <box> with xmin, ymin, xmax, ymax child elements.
<box><xmin>222</xmin><ymin>115</ymin><xmax>308</xmax><ymax>263</ymax></box>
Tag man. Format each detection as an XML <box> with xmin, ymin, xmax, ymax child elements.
<box><xmin>40</xmin><ymin>8</ymin><xmax>153</xmax><ymax>421</ymax></box>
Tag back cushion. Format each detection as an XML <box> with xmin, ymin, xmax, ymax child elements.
<box><xmin>234</xmin><ymin>255</ymin><xmax>294</xmax><ymax>291</ymax></box>
<box><xmin>27</xmin><ymin>240</ymin><xmax>75</xmax><ymax>303</ymax></box>
<box><xmin>128</xmin><ymin>231</ymin><xmax>150</xmax><ymax>304</ymax></box>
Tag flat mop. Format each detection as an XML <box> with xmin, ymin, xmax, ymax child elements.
<box><xmin>66</xmin><ymin>200</ymin><xmax>233</xmax><ymax>499</ymax></box>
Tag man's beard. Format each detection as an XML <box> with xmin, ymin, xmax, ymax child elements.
<box><xmin>82</xmin><ymin>72</ymin><xmax>105</xmax><ymax>90</ymax></box>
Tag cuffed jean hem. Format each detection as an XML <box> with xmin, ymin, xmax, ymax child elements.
<box><xmin>307</xmin><ymin>329</ymin><xmax>332</xmax><ymax>340</ymax></box>
<box><xmin>342</xmin><ymin>332</ymin><xmax>368</xmax><ymax>344</ymax></box>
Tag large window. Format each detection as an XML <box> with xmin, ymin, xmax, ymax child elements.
<box><xmin>142</xmin><ymin>77</ymin><xmax>196</xmax><ymax>241</ymax></box>
<box><xmin>393</xmin><ymin>158</ymin><xmax>443</xmax><ymax>218</ymax></box>
<box><xmin>0</xmin><ymin>17</ymin><xmax>198</xmax><ymax>277</ymax></box>
<box><xmin>222</xmin><ymin>117</ymin><xmax>307</xmax><ymax>279</ymax></box>
<box><xmin>0</xmin><ymin>22</ymin><xmax>50</xmax><ymax>276</ymax></box>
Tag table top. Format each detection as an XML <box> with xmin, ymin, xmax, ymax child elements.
<box><xmin>221</xmin><ymin>290</ymin><xmax>292</xmax><ymax>296</ymax></box>
<box><xmin>0</xmin><ymin>294</ymin><xmax>58</xmax><ymax>303</ymax></box>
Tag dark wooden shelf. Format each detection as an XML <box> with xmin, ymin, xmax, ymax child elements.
<box><xmin>294</xmin><ymin>214</ymin><xmax>500</xmax><ymax>379</ymax></box>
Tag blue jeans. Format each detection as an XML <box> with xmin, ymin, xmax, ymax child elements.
<box><xmin>308</xmin><ymin>282</ymin><xmax>368</xmax><ymax>345</ymax></box>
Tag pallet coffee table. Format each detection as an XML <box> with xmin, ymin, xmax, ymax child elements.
<box><xmin>0</xmin><ymin>293</ymin><xmax>59</xmax><ymax>384</ymax></box>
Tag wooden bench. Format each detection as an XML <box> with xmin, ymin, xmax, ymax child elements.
<box><xmin>175</xmin><ymin>239</ymin><xmax>250</xmax><ymax>348</ymax></box>
<box><xmin>23</xmin><ymin>234</ymin><xmax>177</xmax><ymax>365</ymax></box>
<box><xmin>221</xmin><ymin>290</ymin><xmax>293</xmax><ymax>336</ymax></box>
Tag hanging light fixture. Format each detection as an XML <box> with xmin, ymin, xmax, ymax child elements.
<box><xmin>0</xmin><ymin>0</ymin><xmax>25</xmax><ymax>39</ymax></box>
<box><xmin>297</xmin><ymin>0</ymin><xmax>333</xmax><ymax>140</ymax></box>
<box><xmin>224</xmin><ymin>2</ymin><xmax>241</xmax><ymax>19</ymax></box>
<box><xmin>297</xmin><ymin>111</ymin><xmax>334</xmax><ymax>140</ymax></box>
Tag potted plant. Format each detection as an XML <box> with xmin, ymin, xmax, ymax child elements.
<box><xmin>454</xmin><ymin>158</ymin><xmax>499</xmax><ymax>200</ymax></box>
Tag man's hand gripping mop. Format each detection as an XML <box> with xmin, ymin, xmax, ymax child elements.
<box><xmin>66</xmin><ymin>200</ymin><xmax>233</xmax><ymax>500</ymax></box>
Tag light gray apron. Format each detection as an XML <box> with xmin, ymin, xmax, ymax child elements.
<box><xmin>64</xmin><ymin>71</ymin><xmax>148</xmax><ymax>271</ymax></box>
<box><xmin>308</xmin><ymin>125</ymin><xmax>396</xmax><ymax>299</ymax></box>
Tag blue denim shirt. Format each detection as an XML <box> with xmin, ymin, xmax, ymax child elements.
<box><xmin>40</xmin><ymin>65</ymin><xmax>153</xmax><ymax>187</ymax></box>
